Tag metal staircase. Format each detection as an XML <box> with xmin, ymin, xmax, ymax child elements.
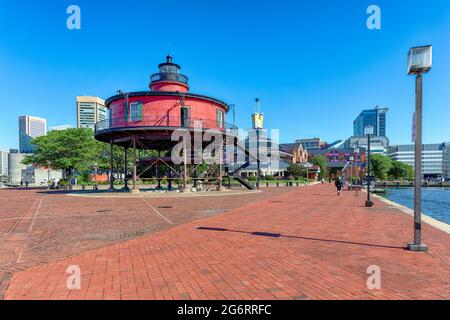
<box><xmin>225</xmin><ymin>143</ymin><xmax>259</xmax><ymax>190</ymax></box>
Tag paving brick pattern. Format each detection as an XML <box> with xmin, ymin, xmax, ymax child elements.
<box><xmin>0</xmin><ymin>187</ymin><xmax>289</xmax><ymax>299</ymax></box>
<box><xmin>2</xmin><ymin>184</ymin><xmax>450</xmax><ymax>300</ymax></box>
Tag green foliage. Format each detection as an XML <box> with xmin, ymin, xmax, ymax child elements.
<box><xmin>22</xmin><ymin>128</ymin><xmax>109</xmax><ymax>176</ymax></box>
<box><xmin>311</xmin><ymin>155</ymin><xmax>328</xmax><ymax>179</ymax></box>
<box><xmin>389</xmin><ymin>160</ymin><xmax>414</xmax><ymax>181</ymax></box>
<box><xmin>264</xmin><ymin>175</ymin><xmax>275</xmax><ymax>181</ymax></box>
<box><xmin>351</xmin><ymin>177</ymin><xmax>361</xmax><ymax>184</ymax></box>
<box><xmin>195</xmin><ymin>162</ymin><xmax>209</xmax><ymax>176</ymax></box>
<box><xmin>58</xmin><ymin>178</ymin><xmax>70</xmax><ymax>186</ymax></box>
<box><xmin>287</xmin><ymin>164</ymin><xmax>306</xmax><ymax>178</ymax></box>
<box><xmin>77</xmin><ymin>173</ymin><xmax>91</xmax><ymax>185</ymax></box>
<box><xmin>370</xmin><ymin>154</ymin><xmax>392</xmax><ymax>180</ymax></box>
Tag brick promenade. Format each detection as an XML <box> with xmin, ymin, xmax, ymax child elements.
<box><xmin>3</xmin><ymin>184</ymin><xmax>450</xmax><ymax>299</ymax></box>
<box><xmin>0</xmin><ymin>187</ymin><xmax>288</xmax><ymax>298</ymax></box>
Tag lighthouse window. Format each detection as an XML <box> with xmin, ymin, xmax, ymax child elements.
<box><xmin>180</xmin><ymin>106</ymin><xmax>190</xmax><ymax>128</ymax></box>
<box><xmin>160</xmin><ymin>65</ymin><xmax>178</xmax><ymax>73</ymax></box>
<box><xmin>216</xmin><ymin>109</ymin><xmax>224</xmax><ymax>128</ymax></box>
<box><xmin>129</xmin><ymin>102</ymin><xmax>143</xmax><ymax>122</ymax></box>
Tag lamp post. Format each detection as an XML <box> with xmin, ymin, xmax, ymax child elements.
<box><xmin>407</xmin><ymin>45</ymin><xmax>432</xmax><ymax>252</ymax></box>
<box><xmin>364</xmin><ymin>125</ymin><xmax>374</xmax><ymax>207</ymax></box>
<box><xmin>255</xmin><ymin>98</ymin><xmax>261</xmax><ymax>190</ymax></box>
<box><xmin>93</xmin><ymin>162</ymin><xmax>98</xmax><ymax>190</ymax></box>
<box><xmin>349</xmin><ymin>156</ymin><xmax>354</xmax><ymax>191</ymax></box>
<box><xmin>47</xmin><ymin>160</ymin><xmax>51</xmax><ymax>189</ymax></box>
<box><xmin>304</xmin><ymin>162</ymin><xmax>312</xmax><ymax>185</ymax></box>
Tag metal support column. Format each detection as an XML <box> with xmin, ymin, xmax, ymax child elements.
<box><xmin>123</xmin><ymin>147</ymin><xmax>129</xmax><ymax>191</ymax></box>
<box><xmin>365</xmin><ymin>134</ymin><xmax>373</xmax><ymax>207</ymax></box>
<box><xmin>408</xmin><ymin>75</ymin><xmax>428</xmax><ymax>252</ymax></box>
<box><xmin>108</xmin><ymin>141</ymin><xmax>114</xmax><ymax>191</ymax></box>
<box><xmin>132</xmin><ymin>136</ymin><xmax>139</xmax><ymax>193</ymax></box>
<box><xmin>217</xmin><ymin>141</ymin><xmax>225</xmax><ymax>191</ymax></box>
<box><xmin>182</xmin><ymin>136</ymin><xmax>190</xmax><ymax>192</ymax></box>
<box><xmin>256</xmin><ymin>129</ymin><xmax>260</xmax><ymax>190</ymax></box>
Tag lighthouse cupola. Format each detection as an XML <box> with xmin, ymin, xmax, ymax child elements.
<box><xmin>149</xmin><ymin>55</ymin><xmax>189</xmax><ymax>92</ymax></box>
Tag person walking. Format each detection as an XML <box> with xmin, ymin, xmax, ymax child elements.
<box><xmin>335</xmin><ymin>177</ymin><xmax>343</xmax><ymax>197</ymax></box>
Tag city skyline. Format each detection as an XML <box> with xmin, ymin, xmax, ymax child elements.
<box><xmin>1</xmin><ymin>0</ymin><xmax>450</xmax><ymax>150</ymax></box>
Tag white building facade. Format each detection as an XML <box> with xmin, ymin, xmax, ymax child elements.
<box><xmin>0</xmin><ymin>149</ymin><xmax>8</xmax><ymax>177</ymax></box>
<box><xmin>76</xmin><ymin>96</ymin><xmax>107</xmax><ymax>129</ymax></box>
<box><xmin>49</xmin><ymin>124</ymin><xmax>74</xmax><ymax>131</ymax></box>
<box><xmin>22</xmin><ymin>165</ymin><xmax>63</xmax><ymax>186</ymax></box>
<box><xmin>8</xmin><ymin>151</ymin><xmax>27</xmax><ymax>185</ymax></box>
<box><xmin>388</xmin><ymin>143</ymin><xmax>447</xmax><ymax>178</ymax></box>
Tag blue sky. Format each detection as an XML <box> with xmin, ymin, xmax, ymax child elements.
<box><xmin>1</xmin><ymin>0</ymin><xmax>449</xmax><ymax>149</ymax></box>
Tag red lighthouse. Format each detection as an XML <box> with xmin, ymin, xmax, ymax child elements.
<box><xmin>95</xmin><ymin>56</ymin><xmax>233</xmax><ymax>192</ymax></box>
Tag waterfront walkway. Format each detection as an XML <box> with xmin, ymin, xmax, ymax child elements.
<box><xmin>3</xmin><ymin>184</ymin><xmax>450</xmax><ymax>299</ymax></box>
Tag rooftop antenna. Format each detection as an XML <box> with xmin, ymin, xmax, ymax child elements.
<box><xmin>255</xmin><ymin>97</ymin><xmax>260</xmax><ymax>113</ymax></box>
<box><xmin>166</xmin><ymin>53</ymin><xmax>172</xmax><ymax>63</ymax></box>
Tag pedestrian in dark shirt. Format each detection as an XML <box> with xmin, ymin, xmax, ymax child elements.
<box><xmin>335</xmin><ymin>177</ymin><xmax>343</xmax><ymax>197</ymax></box>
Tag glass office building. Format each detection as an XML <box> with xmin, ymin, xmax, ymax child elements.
<box><xmin>353</xmin><ymin>106</ymin><xmax>389</xmax><ymax>137</ymax></box>
<box><xmin>18</xmin><ymin>115</ymin><xmax>47</xmax><ymax>153</ymax></box>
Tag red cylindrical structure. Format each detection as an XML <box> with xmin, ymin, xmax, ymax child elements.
<box><xmin>95</xmin><ymin>55</ymin><xmax>231</xmax><ymax>150</ymax></box>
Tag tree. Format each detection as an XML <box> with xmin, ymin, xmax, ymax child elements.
<box><xmin>389</xmin><ymin>160</ymin><xmax>414</xmax><ymax>181</ymax></box>
<box><xmin>311</xmin><ymin>155</ymin><xmax>328</xmax><ymax>179</ymax></box>
<box><xmin>370</xmin><ymin>154</ymin><xmax>392</xmax><ymax>180</ymax></box>
<box><xmin>287</xmin><ymin>163</ymin><xmax>306</xmax><ymax>178</ymax></box>
<box><xmin>22</xmin><ymin>128</ymin><xmax>109</xmax><ymax>177</ymax></box>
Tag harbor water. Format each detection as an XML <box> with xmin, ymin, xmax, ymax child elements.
<box><xmin>383</xmin><ymin>187</ymin><xmax>450</xmax><ymax>225</ymax></box>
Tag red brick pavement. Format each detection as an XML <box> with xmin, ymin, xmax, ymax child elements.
<box><xmin>0</xmin><ymin>187</ymin><xmax>288</xmax><ymax>298</ymax></box>
<box><xmin>4</xmin><ymin>184</ymin><xmax>450</xmax><ymax>300</ymax></box>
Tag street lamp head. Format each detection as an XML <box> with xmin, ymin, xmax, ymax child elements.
<box><xmin>364</xmin><ymin>125</ymin><xmax>374</xmax><ymax>136</ymax></box>
<box><xmin>407</xmin><ymin>45</ymin><xmax>432</xmax><ymax>75</ymax></box>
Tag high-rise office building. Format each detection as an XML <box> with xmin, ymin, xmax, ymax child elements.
<box><xmin>353</xmin><ymin>106</ymin><xmax>389</xmax><ymax>137</ymax></box>
<box><xmin>0</xmin><ymin>149</ymin><xmax>9</xmax><ymax>177</ymax></box>
<box><xmin>18</xmin><ymin>115</ymin><xmax>47</xmax><ymax>153</ymax></box>
<box><xmin>76</xmin><ymin>96</ymin><xmax>107</xmax><ymax>129</ymax></box>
